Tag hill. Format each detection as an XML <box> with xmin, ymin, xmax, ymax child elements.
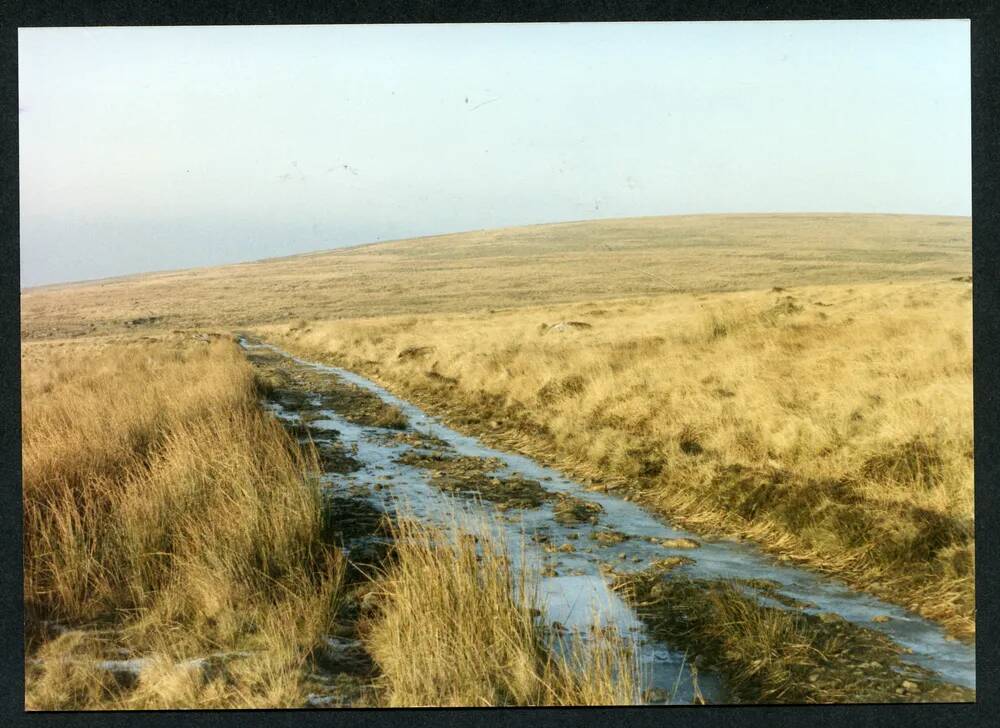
<box><xmin>20</xmin><ymin>213</ymin><xmax>970</xmax><ymax>340</ymax></box>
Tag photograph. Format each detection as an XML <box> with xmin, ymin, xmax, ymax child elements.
<box><xmin>18</xmin><ymin>20</ymin><xmax>974</xmax><ymax>709</ymax></box>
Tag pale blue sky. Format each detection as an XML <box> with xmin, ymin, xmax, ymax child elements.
<box><xmin>19</xmin><ymin>21</ymin><xmax>970</xmax><ymax>287</ymax></box>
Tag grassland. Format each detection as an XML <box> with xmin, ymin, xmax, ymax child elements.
<box><xmin>260</xmin><ymin>277</ymin><xmax>974</xmax><ymax>640</ymax></box>
<box><xmin>21</xmin><ymin>214</ymin><xmax>969</xmax><ymax>339</ymax></box>
<box><xmin>20</xmin><ymin>213</ymin><xmax>974</xmax><ymax>704</ymax></box>
<box><xmin>21</xmin><ymin>334</ymin><xmax>638</xmax><ymax>709</ymax></box>
<box><xmin>22</xmin><ymin>335</ymin><xmax>344</xmax><ymax>708</ymax></box>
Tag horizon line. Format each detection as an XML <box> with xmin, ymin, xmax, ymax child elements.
<box><xmin>20</xmin><ymin>210</ymin><xmax>972</xmax><ymax>293</ymax></box>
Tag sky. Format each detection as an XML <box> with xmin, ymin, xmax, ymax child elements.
<box><xmin>18</xmin><ymin>21</ymin><xmax>970</xmax><ymax>288</ymax></box>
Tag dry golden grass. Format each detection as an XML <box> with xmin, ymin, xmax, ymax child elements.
<box><xmin>20</xmin><ymin>214</ymin><xmax>969</xmax><ymax>339</ymax></box>
<box><xmin>367</xmin><ymin>515</ymin><xmax>640</xmax><ymax>707</ymax></box>
<box><xmin>22</xmin><ymin>334</ymin><xmax>645</xmax><ymax>709</ymax></box>
<box><xmin>22</xmin><ymin>335</ymin><xmax>345</xmax><ymax>709</ymax></box>
<box><xmin>260</xmin><ymin>277</ymin><xmax>974</xmax><ymax>640</ymax></box>
<box><xmin>19</xmin><ymin>212</ymin><xmax>975</xmax><ymax>704</ymax></box>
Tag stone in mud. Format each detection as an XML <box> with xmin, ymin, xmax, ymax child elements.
<box><xmin>657</xmin><ymin>537</ymin><xmax>701</xmax><ymax>550</ymax></box>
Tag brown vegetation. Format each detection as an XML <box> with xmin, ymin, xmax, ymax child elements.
<box><xmin>20</xmin><ymin>213</ymin><xmax>974</xmax><ymax>705</ymax></box>
<box><xmin>22</xmin><ymin>335</ymin><xmax>344</xmax><ymax>708</ymax></box>
<box><xmin>614</xmin><ymin>571</ymin><xmax>974</xmax><ymax>703</ymax></box>
<box><xmin>21</xmin><ymin>214</ymin><xmax>970</xmax><ymax>339</ymax></box>
<box><xmin>367</xmin><ymin>516</ymin><xmax>639</xmax><ymax>707</ymax></box>
<box><xmin>22</xmin><ymin>335</ymin><xmax>640</xmax><ymax>708</ymax></box>
<box><xmin>259</xmin><ymin>278</ymin><xmax>974</xmax><ymax>640</ymax></box>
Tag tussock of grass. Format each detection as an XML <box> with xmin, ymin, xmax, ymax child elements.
<box><xmin>261</xmin><ymin>279</ymin><xmax>974</xmax><ymax>640</ymax></box>
<box><xmin>366</xmin><ymin>516</ymin><xmax>639</xmax><ymax>707</ymax></box>
<box><xmin>370</xmin><ymin>404</ymin><xmax>408</xmax><ymax>430</ymax></box>
<box><xmin>22</xmin><ymin>336</ymin><xmax>344</xmax><ymax>709</ymax></box>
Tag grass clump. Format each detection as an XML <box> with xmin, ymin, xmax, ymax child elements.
<box><xmin>366</xmin><ymin>515</ymin><xmax>640</xmax><ymax>707</ymax></box>
<box><xmin>22</xmin><ymin>335</ymin><xmax>345</xmax><ymax>709</ymax></box>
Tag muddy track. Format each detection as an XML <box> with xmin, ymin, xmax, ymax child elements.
<box><xmin>241</xmin><ymin>337</ymin><xmax>975</xmax><ymax>705</ymax></box>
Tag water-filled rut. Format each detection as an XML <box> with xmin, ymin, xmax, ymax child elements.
<box><xmin>239</xmin><ymin>338</ymin><xmax>975</xmax><ymax>704</ymax></box>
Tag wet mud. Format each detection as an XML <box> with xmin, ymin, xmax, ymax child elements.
<box><xmin>239</xmin><ymin>337</ymin><xmax>976</xmax><ymax>705</ymax></box>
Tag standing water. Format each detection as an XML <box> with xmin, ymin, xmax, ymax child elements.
<box><xmin>239</xmin><ymin>338</ymin><xmax>975</xmax><ymax>703</ymax></box>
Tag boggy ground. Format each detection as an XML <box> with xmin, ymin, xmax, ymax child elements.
<box><xmin>243</xmin><ymin>339</ymin><xmax>973</xmax><ymax>704</ymax></box>
<box><xmin>244</xmin><ymin>346</ymin><xmax>641</xmax><ymax>707</ymax></box>
<box><xmin>249</xmin><ymin>347</ymin><xmax>408</xmax><ymax>431</ymax></box>
<box><xmin>20</xmin><ymin>213</ymin><xmax>974</xmax><ymax>706</ymax></box>
<box><xmin>257</xmin><ymin>277</ymin><xmax>974</xmax><ymax>644</ymax></box>
<box><xmin>22</xmin><ymin>334</ymin><xmax>639</xmax><ymax>709</ymax></box>
<box><xmin>613</xmin><ymin>570</ymin><xmax>974</xmax><ymax>704</ymax></box>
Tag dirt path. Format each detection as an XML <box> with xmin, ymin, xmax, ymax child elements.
<box><xmin>241</xmin><ymin>337</ymin><xmax>975</xmax><ymax>705</ymax></box>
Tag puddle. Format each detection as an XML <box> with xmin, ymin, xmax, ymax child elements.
<box><xmin>239</xmin><ymin>339</ymin><xmax>975</xmax><ymax>701</ymax></box>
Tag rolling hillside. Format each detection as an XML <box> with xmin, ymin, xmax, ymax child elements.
<box><xmin>20</xmin><ymin>214</ymin><xmax>971</xmax><ymax>340</ymax></box>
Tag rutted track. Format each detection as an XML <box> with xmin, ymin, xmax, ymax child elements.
<box><xmin>240</xmin><ymin>337</ymin><xmax>975</xmax><ymax>704</ymax></box>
